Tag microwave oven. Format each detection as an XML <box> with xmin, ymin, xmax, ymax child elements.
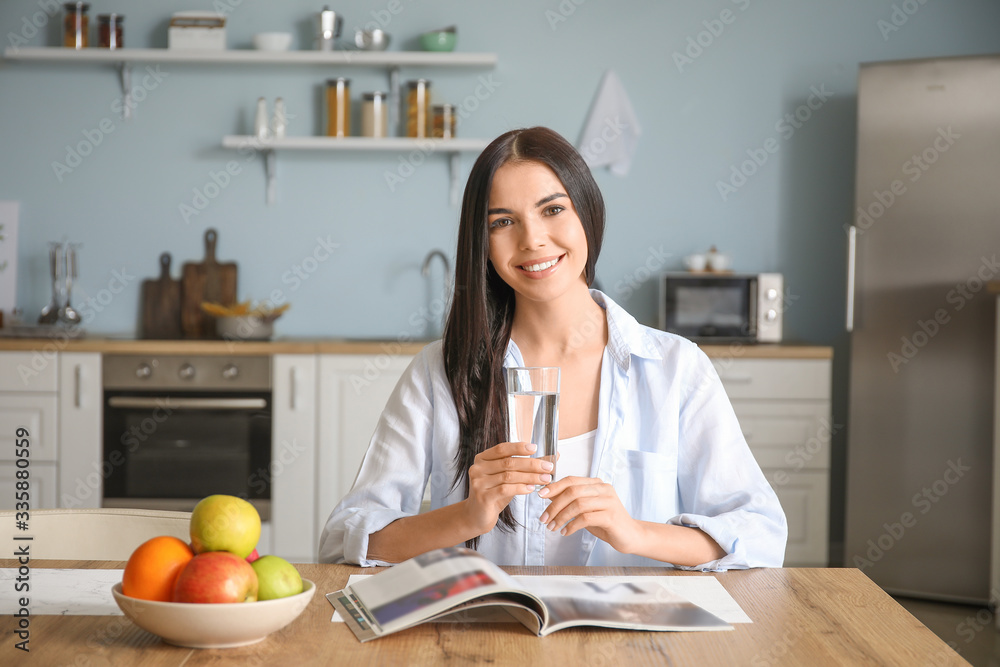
<box><xmin>658</xmin><ymin>273</ymin><xmax>783</xmax><ymax>342</ymax></box>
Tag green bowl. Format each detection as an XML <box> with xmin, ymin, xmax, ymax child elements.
<box><xmin>420</xmin><ymin>30</ymin><xmax>456</xmax><ymax>52</ymax></box>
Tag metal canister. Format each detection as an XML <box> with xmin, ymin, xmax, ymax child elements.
<box><xmin>361</xmin><ymin>92</ymin><xmax>388</xmax><ymax>138</ymax></box>
<box><xmin>325</xmin><ymin>78</ymin><xmax>351</xmax><ymax>137</ymax></box>
<box><xmin>405</xmin><ymin>79</ymin><xmax>431</xmax><ymax>138</ymax></box>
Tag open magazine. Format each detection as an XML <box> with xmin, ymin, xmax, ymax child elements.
<box><xmin>326</xmin><ymin>546</ymin><xmax>731</xmax><ymax>642</ymax></box>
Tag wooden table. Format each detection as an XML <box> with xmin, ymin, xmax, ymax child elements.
<box><xmin>0</xmin><ymin>561</ymin><xmax>967</xmax><ymax>666</ymax></box>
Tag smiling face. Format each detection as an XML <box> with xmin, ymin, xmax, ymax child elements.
<box><xmin>487</xmin><ymin>160</ymin><xmax>591</xmax><ymax>304</ymax></box>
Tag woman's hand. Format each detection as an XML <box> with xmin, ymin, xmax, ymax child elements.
<box><xmin>462</xmin><ymin>441</ymin><xmax>554</xmax><ymax>535</ymax></box>
<box><xmin>537</xmin><ymin>477</ymin><xmax>643</xmax><ymax>554</ymax></box>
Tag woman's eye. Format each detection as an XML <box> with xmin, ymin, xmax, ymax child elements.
<box><xmin>545</xmin><ymin>206</ymin><xmax>564</xmax><ymax>216</ymax></box>
<box><xmin>489</xmin><ymin>218</ymin><xmax>512</xmax><ymax>229</ymax></box>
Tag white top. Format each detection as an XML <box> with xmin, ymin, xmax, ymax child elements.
<box><xmin>318</xmin><ymin>290</ymin><xmax>787</xmax><ymax>569</ymax></box>
<box><xmin>544</xmin><ymin>429</ymin><xmax>597</xmax><ymax>566</ymax></box>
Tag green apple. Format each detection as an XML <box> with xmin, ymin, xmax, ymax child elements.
<box><xmin>251</xmin><ymin>555</ymin><xmax>303</xmax><ymax>600</ymax></box>
<box><xmin>189</xmin><ymin>494</ymin><xmax>261</xmax><ymax>559</ymax></box>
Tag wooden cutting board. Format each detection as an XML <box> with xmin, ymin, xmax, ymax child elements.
<box><xmin>140</xmin><ymin>252</ymin><xmax>182</xmax><ymax>339</ymax></box>
<box><xmin>180</xmin><ymin>228</ymin><xmax>238</xmax><ymax>338</ymax></box>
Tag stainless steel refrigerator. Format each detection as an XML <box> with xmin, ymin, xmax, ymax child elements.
<box><xmin>844</xmin><ymin>55</ymin><xmax>999</xmax><ymax>604</ymax></box>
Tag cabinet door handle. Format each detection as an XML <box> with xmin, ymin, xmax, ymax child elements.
<box><xmin>290</xmin><ymin>366</ymin><xmax>298</xmax><ymax>411</ymax></box>
<box><xmin>846</xmin><ymin>224</ymin><xmax>857</xmax><ymax>332</ymax></box>
<box><xmin>74</xmin><ymin>364</ymin><xmax>82</xmax><ymax>408</ymax></box>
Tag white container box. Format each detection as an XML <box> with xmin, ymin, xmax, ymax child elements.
<box><xmin>168</xmin><ymin>12</ymin><xmax>226</xmax><ymax>50</ymax></box>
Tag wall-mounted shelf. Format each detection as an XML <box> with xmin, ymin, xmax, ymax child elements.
<box><xmin>222</xmin><ymin>136</ymin><xmax>490</xmax><ymax>206</ymax></box>
<box><xmin>4</xmin><ymin>46</ymin><xmax>498</xmax><ymax>204</ymax></box>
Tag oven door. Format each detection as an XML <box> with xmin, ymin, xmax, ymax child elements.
<box><xmin>102</xmin><ymin>391</ymin><xmax>272</xmax><ymax>519</ymax></box>
<box><xmin>660</xmin><ymin>275</ymin><xmax>759</xmax><ymax>341</ymax></box>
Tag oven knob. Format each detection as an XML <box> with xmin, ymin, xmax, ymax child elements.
<box><xmin>222</xmin><ymin>364</ymin><xmax>240</xmax><ymax>380</ymax></box>
<box><xmin>178</xmin><ymin>363</ymin><xmax>196</xmax><ymax>380</ymax></box>
<box><xmin>765</xmin><ymin>309</ymin><xmax>778</xmax><ymax>322</ymax></box>
<box><xmin>766</xmin><ymin>288</ymin><xmax>779</xmax><ymax>301</ymax></box>
<box><xmin>135</xmin><ymin>363</ymin><xmax>152</xmax><ymax>379</ymax></box>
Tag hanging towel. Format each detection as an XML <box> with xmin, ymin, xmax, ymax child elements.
<box><xmin>576</xmin><ymin>70</ymin><xmax>642</xmax><ymax>176</ymax></box>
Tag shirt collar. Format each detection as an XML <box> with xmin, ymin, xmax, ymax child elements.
<box><xmin>503</xmin><ymin>290</ymin><xmax>663</xmax><ymax>371</ymax></box>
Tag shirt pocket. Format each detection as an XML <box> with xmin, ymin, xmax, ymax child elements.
<box><xmin>609</xmin><ymin>449</ymin><xmax>679</xmax><ymax>524</ymax></box>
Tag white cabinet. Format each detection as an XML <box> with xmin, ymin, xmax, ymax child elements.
<box><xmin>57</xmin><ymin>353</ymin><xmax>102</xmax><ymax>509</ymax></box>
<box><xmin>270</xmin><ymin>355</ymin><xmax>318</xmax><ymax>563</ymax></box>
<box><xmin>316</xmin><ymin>354</ymin><xmax>415</xmax><ymax>526</ymax></box>
<box><xmin>0</xmin><ymin>461</ymin><xmax>56</xmax><ymax>509</ymax></box>
<box><xmin>712</xmin><ymin>356</ymin><xmax>833</xmax><ymax>567</ymax></box>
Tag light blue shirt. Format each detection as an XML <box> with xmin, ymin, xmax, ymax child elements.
<box><xmin>319</xmin><ymin>291</ymin><xmax>787</xmax><ymax>570</ymax></box>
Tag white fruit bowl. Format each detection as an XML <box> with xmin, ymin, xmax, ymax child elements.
<box><xmin>111</xmin><ymin>579</ymin><xmax>315</xmax><ymax>648</ymax></box>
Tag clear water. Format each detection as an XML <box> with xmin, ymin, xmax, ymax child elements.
<box><xmin>507</xmin><ymin>391</ymin><xmax>559</xmax><ymax>482</ymax></box>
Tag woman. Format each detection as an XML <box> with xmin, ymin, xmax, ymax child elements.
<box><xmin>319</xmin><ymin>127</ymin><xmax>786</xmax><ymax>569</ymax></box>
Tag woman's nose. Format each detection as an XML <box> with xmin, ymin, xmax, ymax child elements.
<box><xmin>517</xmin><ymin>216</ymin><xmax>547</xmax><ymax>249</ymax></box>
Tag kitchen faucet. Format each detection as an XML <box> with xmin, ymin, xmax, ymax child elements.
<box><xmin>421</xmin><ymin>249</ymin><xmax>452</xmax><ymax>338</ymax></box>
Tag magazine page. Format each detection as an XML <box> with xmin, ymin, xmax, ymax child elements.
<box><xmin>515</xmin><ymin>576</ymin><xmax>731</xmax><ymax>635</ymax></box>
<box><xmin>328</xmin><ymin>546</ymin><xmax>537</xmax><ymax>641</ymax></box>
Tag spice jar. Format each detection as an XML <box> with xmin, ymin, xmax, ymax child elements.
<box><xmin>97</xmin><ymin>14</ymin><xmax>124</xmax><ymax>49</ymax></box>
<box><xmin>325</xmin><ymin>78</ymin><xmax>351</xmax><ymax>137</ymax></box>
<box><xmin>405</xmin><ymin>79</ymin><xmax>431</xmax><ymax>138</ymax></box>
<box><xmin>63</xmin><ymin>2</ymin><xmax>90</xmax><ymax>49</ymax></box>
<box><xmin>361</xmin><ymin>92</ymin><xmax>388</xmax><ymax>138</ymax></box>
<box><xmin>431</xmin><ymin>104</ymin><xmax>456</xmax><ymax>139</ymax></box>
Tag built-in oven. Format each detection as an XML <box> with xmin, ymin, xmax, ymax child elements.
<box><xmin>102</xmin><ymin>355</ymin><xmax>272</xmax><ymax>521</ymax></box>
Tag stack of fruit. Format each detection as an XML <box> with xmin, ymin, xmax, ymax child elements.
<box><xmin>121</xmin><ymin>495</ymin><xmax>303</xmax><ymax>604</ymax></box>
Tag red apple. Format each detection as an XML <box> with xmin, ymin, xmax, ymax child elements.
<box><xmin>189</xmin><ymin>494</ymin><xmax>261</xmax><ymax>558</ymax></box>
<box><xmin>172</xmin><ymin>551</ymin><xmax>259</xmax><ymax>603</ymax></box>
<box><xmin>246</xmin><ymin>548</ymin><xmax>260</xmax><ymax>563</ymax></box>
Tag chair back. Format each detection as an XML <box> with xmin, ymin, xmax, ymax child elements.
<box><xmin>0</xmin><ymin>508</ymin><xmax>191</xmax><ymax>561</ymax></box>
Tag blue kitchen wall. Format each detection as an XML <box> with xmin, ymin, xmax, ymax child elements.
<box><xmin>3</xmin><ymin>0</ymin><xmax>999</xmax><ymax>340</ymax></box>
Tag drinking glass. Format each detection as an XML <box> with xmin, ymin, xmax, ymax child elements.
<box><xmin>506</xmin><ymin>367</ymin><xmax>560</xmax><ymax>488</ymax></box>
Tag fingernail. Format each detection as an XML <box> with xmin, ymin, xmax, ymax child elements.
<box><xmin>560</xmin><ymin>527</ymin><xmax>568</xmax><ymax>536</ymax></box>
<box><xmin>540</xmin><ymin>474</ymin><xmax>552</xmax><ymax>483</ymax></box>
<box><xmin>526</xmin><ymin>443</ymin><xmax>537</xmax><ymax>452</ymax></box>
<box><xmin>547</xmin><ymin>521</ymin><xmax>556</xmax><ymax>531</ymax></box>
<box><xmin>537</xmin><ymin>487</ymin><xmax>549</xmax><ymax>497</ymax></box>
<box><xmin>541</xmin><ymin>461</ymin><xmax>553</xmax><ymax>471</ymax></box>
<box><xmin>524</xmin><ymin>485</ymin><xmax>535</xmax><ymax>493</ymax></box>
<box><xmin>539</xmin><ymin>512</ymin><xmax>549</xmax><ymax>523</ymax></box>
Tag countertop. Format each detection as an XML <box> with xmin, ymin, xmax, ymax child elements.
<box><xmin>0</xmin><ymin>333</ymin><xmax>833</xmax><ymax>359</ymax></box>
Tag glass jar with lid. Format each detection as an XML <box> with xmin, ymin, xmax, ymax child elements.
<box><xmin>63</xmin><ymin>2</ymin><xmax>90</xmax><ymax>49</ymax></box>
<box><xmin>361</xmin><ymin>92</ymin><xmax>388</xmax><ymax>138</ymax></box>
<box><xmin>405</xmin><ymin>79</ymin><xmax>431</xmax><ymax>138</ymax></box>
<box><xmin>97</xmin><ymin>14</ymin><xmax>124</xmax><ymax>49</ymax></box>
<box><xmin>325</xmin><ymin>78</ymin><xmax>351</xmax><ymax>137</ymax></box>
<box><xmin>431</xmin><ymin>104</ymin><xmax>456</xmax><ymax>139</ymax></box>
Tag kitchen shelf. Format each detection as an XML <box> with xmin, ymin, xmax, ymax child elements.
<box><xmin>222</xmin><ymin>136</ymin><xmax>490</xmax><ymax>206</ymax></box>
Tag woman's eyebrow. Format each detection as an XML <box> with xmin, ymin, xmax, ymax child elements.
<box><xmin>535</xmin><ymin>193</ymin><xmax>567</xmax><ymax>207</ymax></box>
<box><xmin>487</xmin><ymin>207</ymin><xmax>512</xmax><ymax>215</ymax></box>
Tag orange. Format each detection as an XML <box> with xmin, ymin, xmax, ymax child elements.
<box><xmin>121</xmin><ymin>536</ymin><xmax>194</xmax><ymax>602</ymax></box>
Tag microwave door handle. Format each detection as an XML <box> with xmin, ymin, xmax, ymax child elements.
<box><xmin>846</xmin><ymin>224</ymin><xmax>857</xmax><ymax>332</ymax></box>
<box><xmin>107</xmin><ymin>397</ymin><xmax>267</xmax><ymax>410</ymax></box>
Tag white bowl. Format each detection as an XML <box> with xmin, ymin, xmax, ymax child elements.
<box><xmin>112</xmin><ymin>580</ymin><xmax>315</xmax><ymax>648</ymax></box>
<box><xmin>252</xmin><ymin>32</ymin><xmax>293</xmax><ymax>51</ymax></box>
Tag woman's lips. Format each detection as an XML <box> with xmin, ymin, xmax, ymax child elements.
<box><xmin>517</xmin><ymin>255</ymin><xmax>564</xmax><ymax>278</ymax></box>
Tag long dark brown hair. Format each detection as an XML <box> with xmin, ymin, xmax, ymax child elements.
<box><xmin>443</xmin><ymin>127</ymin><xmax>605</xmax><ymax>549</ymax></box>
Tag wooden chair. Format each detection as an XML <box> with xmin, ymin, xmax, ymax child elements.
<box><xmin>0</xmin><ymin>508</ymin><xmax>191</xmax><ymax>560</ymax></box>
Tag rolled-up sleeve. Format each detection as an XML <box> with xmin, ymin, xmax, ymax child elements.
<box><xmin>318</xmin><ymin>347</ymin><xmax>437</xmax><ymax>566</ymax></box>
<box><xmin>668</xmin><ymin>351</ymin><xmax>788</xmax><ymax>571</ymax></box>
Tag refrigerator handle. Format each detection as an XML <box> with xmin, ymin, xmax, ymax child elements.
<box><xmin>846</xmin><ymin>224</ymin><xmax>857</xmax><ymax>332</ymax></box>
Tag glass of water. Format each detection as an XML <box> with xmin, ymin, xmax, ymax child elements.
<box><xmin>506</xmin><ymin>367</ymin><xmax>560</xmax><ymax>488</ymax></box>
